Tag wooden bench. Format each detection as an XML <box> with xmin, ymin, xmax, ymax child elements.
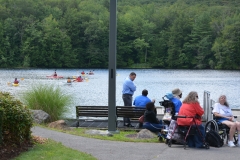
<box><xmin>75</xmin><ymin>106</ymin><xmax>145</xmax><ymax>128</ymax></box>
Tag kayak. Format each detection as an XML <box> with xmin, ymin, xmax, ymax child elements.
<box><xmin>74</xmin><ymin>79</ymin><xmax>83</xmax><ymax>82</ymax></box>
<box><xmin>46</xmin><ymin>75</ymin><xmax>63</xmax><ymax>79</ymax></box>
<box><xmin>12</xmin><ymin>83</ymin><xmax>19</xmax><ymax>87</ymax></box>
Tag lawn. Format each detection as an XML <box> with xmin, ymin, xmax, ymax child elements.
<box><xmin>13</xmin><ymin>136</ymin><xmax>96</xmax><ymax>160</ymax></box>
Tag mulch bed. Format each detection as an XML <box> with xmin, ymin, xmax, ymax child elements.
<box><xmin>0</xmin><ymin>136</ymin><xmax>47</xmax><ymax>160</ymax></box>
<box><xmin>0</xmin><ymin>141</ymin><xmax>33</xmax><ymax>160</ymax></box>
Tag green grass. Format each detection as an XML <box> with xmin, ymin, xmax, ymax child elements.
<box><xmin>65</xmin><ymin>128</ymin><xmax>159</xmax><ymax>142</ymax></box>
<box><xmin>36</xmin><ymin>124</ymin><xmax>159</xmax><ymax>143</ymax></box>
<box><xmin>21</xmin><ymin>84</ymin><xmax>72</xmax><ymax>122</ymax></box>
<box><xmin>13</xmin><ymin>126</ymin><xmax>160</xmax><ymax>160</ymax></box>
<box><xmin>13</xmin><ymin>139</ymin><xmax>96</xmax><ymax>160</ymax></box>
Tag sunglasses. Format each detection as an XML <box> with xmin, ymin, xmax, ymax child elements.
<box><xmin>196</xmin><ymin>96</ymin><xmax>198</xmax><ymax>98</ymax></box>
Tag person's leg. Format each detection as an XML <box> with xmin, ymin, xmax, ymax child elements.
<box><xmin>122</xmin><ymin>94</ymin><xmax>132</xmax><ymax>126</ymax></box>
<box><xmin>194</xmin><ymin>125</ymin><xmax>205</xmax><ymax>148</ymax></box>
<box><xmin>235</xmin><ymin>121</ymin><xmax>240</xmax><ymax>146</ymax></box>
<box><xmin>143</xmin><ymin>123</ymin><xmax>163</xmax><ymax>132</ymax></box>
<box><xmin>222</xmin><ymin>120</ymin><xmax>237</xmax><ymax>141</ymax></box>
<box><xmin>187</xmin><ymin>135</ymin><xmax>195</xmax><ymax>148</ymax></box>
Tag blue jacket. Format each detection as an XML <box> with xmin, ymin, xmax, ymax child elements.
<box><xmin>133</xmin><ymin>95</ymin><xmax>151</xmax><ymax>108</ymax></box>
<box><xmin>122</xmin><ymin>77</ymin><xmax>136</xmax><ymax>95</ymax></box>
<box><xmin>170</xmin><ymin>97</ymin><xmax>182</xmax><ymax>113</ymax></box>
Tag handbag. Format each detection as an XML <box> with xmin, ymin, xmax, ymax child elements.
<box><xmin>139</xmin><ymin>115</ymin><xmax>144</xmax><ymax>123</ymax></box>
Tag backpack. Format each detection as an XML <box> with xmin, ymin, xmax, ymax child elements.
<box><xmin>205</xmin><ymin>130</ymin><xmax>223</xmax><ymax>147</ymax></box>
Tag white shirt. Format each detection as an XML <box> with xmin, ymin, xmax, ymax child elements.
<box><xmin>212</xmin><ymin>103</ymin><xmax>232</xmax><ymax>117</ymax></box>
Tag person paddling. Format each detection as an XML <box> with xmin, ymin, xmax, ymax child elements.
<box><xmin>53</xmin><ymin>71</ymin><xmax>57</xmax><ymax>76</ymax></box>
<box><xmin>13</xmin><ymin>78</ymin><xmax>19</xmax><ymax>84</ymax></box>
<box><xmin>67</xmin><ymin>77</ymin><xmax>71</xmax><ymax>83</ymax></box>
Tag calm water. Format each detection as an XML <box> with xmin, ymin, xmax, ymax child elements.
<box><xmin>0</xmin><ymin>69</ymin><xmax>240</xmax><ymax>118</ymax></box>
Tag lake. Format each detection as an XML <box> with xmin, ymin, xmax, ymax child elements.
<box><xmin>0</xmin><ymin>69</ymin><xmax>240</xmax><ymax>118</ymax></box>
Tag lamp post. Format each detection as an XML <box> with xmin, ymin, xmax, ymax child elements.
<box><xmin>108</xmin><ymin>0</ymin><xmax>119</xmax><ymax>133</ymax></box>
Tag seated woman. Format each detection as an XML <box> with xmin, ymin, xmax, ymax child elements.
<box><xmin>212</xmin><ymin>95</ymin><xmax>240</xmax><ymax>147</ymax></box>
<box><xmin>13</xmin><ymin>78</ymin><xmax>19</xmax><ymax>84</ymax></box>
<box><xmin>143</xmin><ymin>102</ymin><xmax>164</xmax><ymax>132</ymax></box>
<box><xmin>177</xmin><ymin>91</ymin><xmax>205</xmax><ymax>148</ymax></box>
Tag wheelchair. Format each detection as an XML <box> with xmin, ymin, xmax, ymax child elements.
<box><xmin>205</xmin><ymin>115</ymin><xmax>238</xmax><ymax>145</ymax></box>
<box><xmin>166</xmin><ymin>115</ymin><xmax>209</xmax><ymax>149</ymax></box>
<box><xmin>159</xmin><ymin>96</ymin><xmax>209</xmax><ymax>149</ymax></box>
<box><xmin>158</xmin><ymin>95</ymin><xmax>176</xmax><ymax>141</ymax></box>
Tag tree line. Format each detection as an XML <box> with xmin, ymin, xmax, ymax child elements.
<box><xmin>0</xmin><ymin>0</ymin><xmax>239</xmax><ymax>69</ymax></box>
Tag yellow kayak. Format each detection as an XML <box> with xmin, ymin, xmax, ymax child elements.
<box><xmin>12</xmin><ymin>83</ymin><xmax>19</xmax><ymax>87</ymax></box>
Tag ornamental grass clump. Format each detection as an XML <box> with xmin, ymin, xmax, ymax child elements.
<box><xmin>0</xmin><ymin>92</ymin><xmax>33</xmax><ymax>145</ymax></box>
<box><xmin>22</xmin><ymin>84</ymin><xmax>72</xmax><ymax>122</ymax></box>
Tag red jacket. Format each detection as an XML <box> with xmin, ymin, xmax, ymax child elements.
<box><xmin>177</xmin><ymin>102</ymin><xmax>204</xmax><ymax>126</ymax></box>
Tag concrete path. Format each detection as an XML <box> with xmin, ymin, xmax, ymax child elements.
<box><xmin>31</xmin><ymin>126</ymin><xmax>239</xmax><ymax>160</ymax></box>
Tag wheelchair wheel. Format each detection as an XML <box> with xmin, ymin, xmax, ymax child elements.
<box><xmin>205</xmin><ymin>120</ymin><xmax>218</xmax><ymax>134</ymax></box>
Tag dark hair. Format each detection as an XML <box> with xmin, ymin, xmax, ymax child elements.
<box><xmin>130</xmin><ymin>72</ymin><xmax>136</xmax><ymax>76</ymax></box>
<box><xmin>146</xmin><ymin>102</ymin><xmax>155</xmax><ymax>111</ymax></box>
<box><xmin>142</xmin><ymin>89</ymin><xmax>148</xmax><ymax>96</ymax></box>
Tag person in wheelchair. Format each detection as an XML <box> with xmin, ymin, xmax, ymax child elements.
<box><xmin>170</xmin><ymin>88</ymin><xmax>183</xmax><ymax>115</ymax></box>
<box><xmin>143</xmin><ymin>102</ymin><xmax>164</xmax><ymax>132</ymax></box>
<box><xmin>165</xmin><ymin>88</ymin><xmax>183</xmax><ymax>141</ymax></box>
<box><xmin>177</xmin><ymin>91</ymin><xmax>205</xmax><ymax>148</ymax></box>
<box><xmin>212</xmin><ymin>95</ymin><xmax>240</xmax><ymax>147</ymax></box>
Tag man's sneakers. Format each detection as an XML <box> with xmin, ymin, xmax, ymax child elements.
<box><xmin>228</xmin><ymin>141</ymin><xmax>235</xmax><ymax>147</ymax></box>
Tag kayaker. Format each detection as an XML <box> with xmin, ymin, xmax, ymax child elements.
<box><xmin>53</xmin><ymin>71</ymin><xmax>57</xmax><ymax>76</ymax></box>
<box><xmin>13</xmin><ymin>78</ymin><xmax>19</xmax><ymax>84</ymax></box>
<box><xmin>81</xmin><ymin>71</ymin><xmax>85</xmax><ymax>75</ymax></box>
<box><xmin>74</xmin><ymin>76</ymin><xmax>83</xmax><ymax>82</ymax></box>
<box><xmin>67</xmin><ymin>77</ymin><xmax>71</xmax><ymax>83</ymax></box>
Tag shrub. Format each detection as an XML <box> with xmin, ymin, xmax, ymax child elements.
<box><xmin>22</xmin><ymin>84</ymin><xmax>72</xmax><ymax>122</ymax></box>
<box><xmin>0</xmin><ymin>92</ymin><xmax>33</xmax><ymax>145</ymax></box>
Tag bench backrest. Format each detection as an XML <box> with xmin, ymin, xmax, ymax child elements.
<box><xmin>116</xmin><ymin>106</ymin><xmax>145</xmax><ymax>118</ymax></box>
<box><xmin>76</xmin><ymin>106</ymin><xmax>146</xmax><ymax>118</ymax></box>
<box><xmin>76</xmin><ymin>106</ymin><xmax>108</xmax><ymax>117</ymax></box>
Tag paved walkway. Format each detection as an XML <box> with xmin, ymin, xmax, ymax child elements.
<box><xmin>32</xmin><ymin>126</ymin><xmax>239</xmax><ymax>160</ymax></box>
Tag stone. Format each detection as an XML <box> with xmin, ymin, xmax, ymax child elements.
<box><xmin>48</xmin><ymin>120</ymin><xmax>71</xmax><ymax>130</ymax></box>
<box><xmin>85</xmin><ymin>129</ymin><xmax>113</xmax><ymax>136</ymax></box>
<box><xmin>136</xmin><ymin>129</ymin><xmax>156</xmax><ymax>139</ymax></box>
<box><xmin>31</xmin><ymin>110</ymin><xmax>50</xmax><ymax>124</ymax></box>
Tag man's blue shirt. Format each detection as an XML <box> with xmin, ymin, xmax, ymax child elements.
<box><xmin>122</xmin><ymin>77</ymin><xmax>136</xmax><ymax>95</ymax></box>
<box><xmin>133</xmin><ymin>95</ymin><xmax>151</xmax><ymax>108</ymax></box>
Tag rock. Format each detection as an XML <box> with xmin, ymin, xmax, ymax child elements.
<box><xmin>31</xmin><ymin>110</ymin><xmax>50</xmax><ymax>124</ymax></box>
<box><xmin>136</xmin><ymin>129</ymin><xmax>156</xmax><ymax>139</ymax></box>
<box><xmin>48</xmin><ymin>120</ymin><xmax>71</xmax><ymax>130</ymax></box>
<box><xmin>85</xmin><ymin>129</ymin><xmax>113</xmax><ymax>136</ymax></box>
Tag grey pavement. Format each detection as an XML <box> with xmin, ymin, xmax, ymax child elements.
<box><xmin>31</xmin><ymin>126</ymin><xmax>240</xmax><ymax>160</ymax></box>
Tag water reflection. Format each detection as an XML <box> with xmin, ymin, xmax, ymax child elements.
<box><xmin>0</xmin><ymin>69</ymin><xmax>239</xmax><ymax>118</ymax></box>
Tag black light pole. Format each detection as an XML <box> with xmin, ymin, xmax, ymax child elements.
<box><xmin>108</xmin><ymin>0</ymin><xmax>118</xmax><ymax>133</ymax></box>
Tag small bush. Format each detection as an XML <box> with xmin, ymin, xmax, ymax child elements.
<box><xmin>22</xmin><ymin>84</ymin><xmax>72</xmax><ymax>122</ymax></box>
<box><xmin>0</xmin><ymin>92</ymin><xmax>33</xmax><ymax>145</ymax></box>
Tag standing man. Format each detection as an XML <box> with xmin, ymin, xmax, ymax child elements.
<box><xmin>122</xmin><ymin>72</ymin><xmax>136</xmax><ymax>127</ymax></box>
